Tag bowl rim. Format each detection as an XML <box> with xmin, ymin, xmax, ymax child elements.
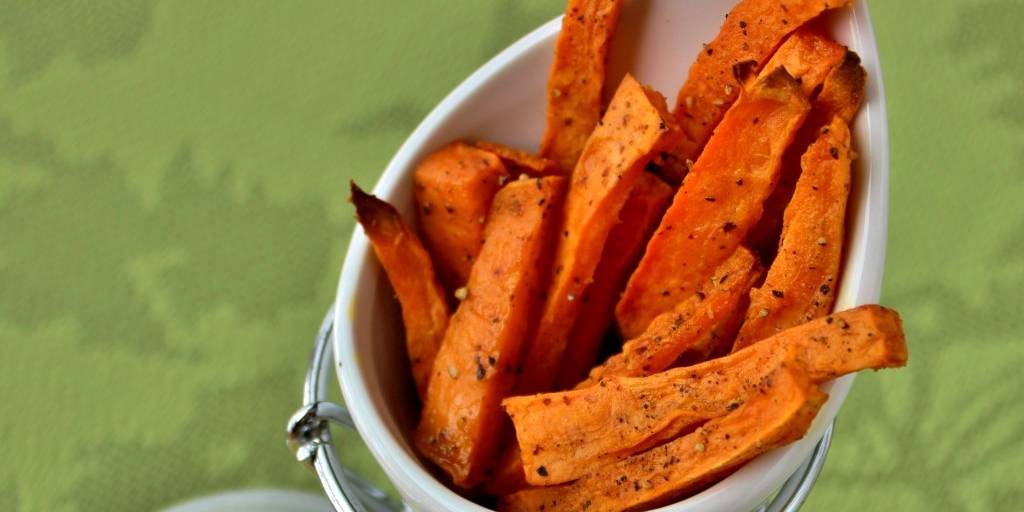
<box><xmin>333</xmin><ymin>2</ymin><xmax>889</xmax><ymax>510</ymax></box>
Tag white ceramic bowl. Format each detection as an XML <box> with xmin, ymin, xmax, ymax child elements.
<box><xmin>334</xmin><ymin>1</ymin><xmax>888</xmax><ymax>510</ymax></box>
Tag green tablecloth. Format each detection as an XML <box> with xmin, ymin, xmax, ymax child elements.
<box><xmin>1</xmin><ymin>1</ymin><xmax>1021</xmax><ymax>510</ymax></box>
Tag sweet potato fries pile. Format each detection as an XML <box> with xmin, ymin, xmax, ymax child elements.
<box><xmin>349</xmin><ymin>1</ymin><xmax>904</xmax><ymax>510</ymax></box>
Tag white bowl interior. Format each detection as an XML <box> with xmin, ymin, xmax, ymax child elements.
<box><xmin>335</xmin><ymin>1</ymin><xmax>888</xmax><ymax>510</ymax></box>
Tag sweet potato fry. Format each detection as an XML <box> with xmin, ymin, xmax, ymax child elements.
<box><xmin>810</xmin><ymin>51</ymin><xmax>868</xmax><ymax>127</ymax></box>
<box><xmin>733</xmin><ymin>117</ymin><xmax>853</xmax><ymax>351</ymax></box>
<box><xmin>414</xmin><ymin>142</ymin><xmax>512</xmax><ymax>289</ymax></box>
<box><xmin>616</xmin><ymin>70</ymin><xmax>810</xmax><ymax>338</ymax></box>
<box><xmin>501</xmin><ymin>364</ymin><xmax>826</xmax><ymax>512</ymax></box>
<box><xmin>667</xmin><ymin>0</ymin><xmax>851</xmax><ymax>167</ymax></box>
<box><xmin>757</xmin><ymin>29</ymin><xmax>847</xmax><ymax>96</ymax></box>
<box><xmin>619</xmin><ymin>247</ymin><xmax>761</xmax><ymax>376</ymax></box>
<box><xmin>415</xmin><ymin>177</ymin><xmax>566</xmax><ymax>488</ymax></box>
<box><xmin>576</xmin><ymin>246</ymin><xmax>762</xmax><ymax>390</ymax></box>
<box><xmin>503</xmin><ymin>305</ymin><xmax>906</xmax><ymax>485</ymax></box>
<box><xmin>351</xmin><ymin>183</ymin><xmax>450</xmax><ymax>399</ymax></box>
<box><xmin>517</xmin><ymin>74</ymin><xmax>681</xmax><ymax>395</ymax></box>
<box><xmin>475</xmin><ymin>141</ymin><xmax>561</xmax><ymax>176</ymax></box>
<box><xmin>556</xmin><ymin>172</ymin><xmax>674</xmax><ymax>387</ymax></box>
<box><xmin>747</xmin><ymin>50</ymin><xmax>866</xmax><ymax>257</ymax></box>
<box><xmin>540</xmin><ymin>0</ymin><xmax>625</xmax><ymax>172</ymax></box>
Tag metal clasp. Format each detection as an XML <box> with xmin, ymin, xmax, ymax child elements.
<box><xmin>288</xmin><ymin>401</ymin><xmax>357</xmax><ymax>469</ymax></box>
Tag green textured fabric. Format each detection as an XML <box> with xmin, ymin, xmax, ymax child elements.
<box><xmin>0</xmin><ymin>1</ymin><xmax>1020</xmax><ymax>511</ymax></box>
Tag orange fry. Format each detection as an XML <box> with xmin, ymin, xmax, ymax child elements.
<box><xmin>540</xmin><ymin>0</ymin><xmax>625</xmax><ymax>172</ymax></box>
<box><xmin>415</xmin><ymin>177</ymin><xmax>565</xmax><ymax>488</ymax></box>
<box><xmin>518</xmin><ymin>74</ymin><xmax>681</xmax><ymax>395</ymax></box>
<box><xmin>351</xmin><ymin>183</ymin><xmax>449</xmax><ymax>398</ymax></box>
<box><xmin>414</xmin><ymin>142</ymin><xmax>512</xmax><ymax>290</ymax></box>
<box><xmin>579</xmin><ymin>247</ymin><xmax>762</xmax><ymax>389</ymax></box>
<box><xmin>556</xmin><ymin>172</ymin><xmax>674</xmax><ymax>387</ymax></box>
<box><xmin>733</xmin><ymin>117</ymin><xmax>853</xmax><ymax>350</ymax></box>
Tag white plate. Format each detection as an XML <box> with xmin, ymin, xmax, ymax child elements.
<box><xmin>163</xmin><ymin>489</ymin><xmax>332</xmax><ymax>512</ymax></box>
<box><xmin>334</xmin><ymin>1</ymin><xmax>888</xmax><ymax>510</ymax></box>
